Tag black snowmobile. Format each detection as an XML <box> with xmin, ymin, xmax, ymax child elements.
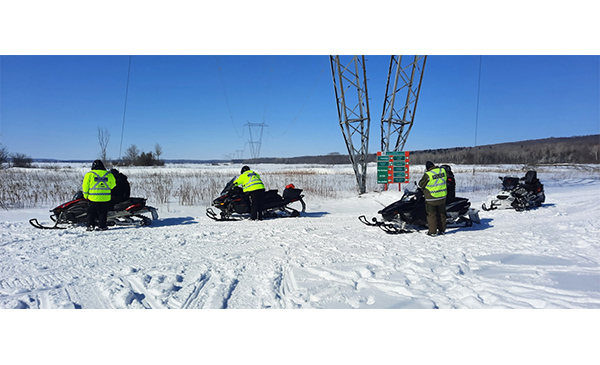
<box><xmin>359</xmin><ymin>185</ymin><xmax>481</xmax><ymax>234</ymax></box>
<box><xmin>482</xmin><ymin>170</ymin><xmax>545</xmax><ymax>212</ymax></box>
<box><xmin>29</xmin><ymin>191</ymin><xmax>159</xmax><ymax>230</ymax></box>
<box><xmin>206</xmin><ymin>178</ymin><xmax>306</xmax><ymax>221</ymax></box>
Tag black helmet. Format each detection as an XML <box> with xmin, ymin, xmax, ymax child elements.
<box><xmin>241</xmin><ymin>166</ymin><xmax>250</xmax><ymax>173</ymax></box>
<box><xmin>425</xmin><ymin>161</ymin><xmax>434</xmax><ymax>170</ymax></box>
<box><xmin>92</xmin><ymin>159</ymin><xmax>105</xmax><ymax>170</ymax></box>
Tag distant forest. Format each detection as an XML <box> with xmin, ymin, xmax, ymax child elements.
<box><xmin>243</xmin><ymin>135</ymin><xmax>600</xmax><ymax>165</ymax></box>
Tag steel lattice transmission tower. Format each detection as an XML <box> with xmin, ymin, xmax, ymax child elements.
<box><xmin>330</xmin><ymin>55</ymin><xmax>371</xmax><ymax>194</ymax></box>
<box><xmin>380</xmin><ymin>55</ymin><xmax>427</xmax><ymax>152</ymax></box>
<box><xmin>245</xmin><ymin>122</ymin><xmax>267</xmax><ymax>159</ymax></box>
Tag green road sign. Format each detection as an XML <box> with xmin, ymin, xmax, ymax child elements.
<box><xmin>376</xmin><ymin>151</ymin><xmax>410</xmax><ymax>185</ymax></box>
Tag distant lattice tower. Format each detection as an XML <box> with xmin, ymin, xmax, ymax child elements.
<box><xmin>245</xmin><ymin>122</ymin><xmax>267</xmax><ymax>159</ymax></box>
<box><xmin>380</xmin><ymin>55</ymin><xmax>427</xmax><ymax>152</ymax></box>
<box><xmin>330</xmin><ymin>55</ymin><xmax>371</xmax><ymax>194</ymax></box>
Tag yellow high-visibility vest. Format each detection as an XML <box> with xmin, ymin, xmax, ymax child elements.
<box><xmin>233</xmin><ymin>170</ymin><xmax>265</xmax><ymax>192</ymax></box>
<box><xmin>425</xmin><ymin>167</ymin><xmax>447</xmax><ymax>201</ymax></box>
<box><xmin>82</xmin><ymin>170</ymin><xmax>116</xmax><ymax>202</ymax></box>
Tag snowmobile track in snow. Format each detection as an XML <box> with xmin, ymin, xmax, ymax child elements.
<box><xmin>2</xmin><ymin>173</ymin><xmax>600</xmax><ymax>309</ymax></box>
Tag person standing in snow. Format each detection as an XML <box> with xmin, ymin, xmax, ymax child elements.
<box><xmin>82</xmin><ymin>160</ymin><xmax>116</xmax><ymax>231</ymax></box>
<box><xmin>418</xmin><ymin>161</ymin><xmax>448</xmax><ymax>236</ymax></box>
<box><xmin>233</xmin><ymin>166</ymin><xmax>266</xmax><ymax>221</ymax></box>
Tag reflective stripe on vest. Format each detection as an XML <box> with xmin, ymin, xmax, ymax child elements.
<box><xmin>88</xmin><ymin>171</ymin><xmax>112</xmax><ymax>200</ymax></box>
<box><xmin>244</xmin><ymin>172</ymin><xmax>264</xmax><ymax>190</ymax></box>
<box><xmin>425</xmin><ymin>167</ymin><xmax>447</xmax><ymax>200</ymax></box>
<box><xmin>236</xmin><ymin>171</ymin><xmax>265</xmax><ymax>192</ymax></box>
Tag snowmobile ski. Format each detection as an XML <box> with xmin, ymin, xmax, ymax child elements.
<box><xmin>358</xmin><ymin>215</ymin><xmax>411</xmax><ymax>234</ymax></box>
<box><xmin>206</xmin><ymin>207</ymin><xmax>243</xmax><ymax>221</ymax></box>
<box><xmin>29</xmin><ymin>218</ymin><xmax>66</xmax><ymax>230</ymax></box>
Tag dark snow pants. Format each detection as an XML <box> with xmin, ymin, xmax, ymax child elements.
<box><xmin>247</xmin><ymin>189</ymin><xmax>265</xmax><ymax>220</ymax></box>
<box><xmin>426</xmin><ymin>198</ymin><xmax>447</xmax><ymax>235</ymax></box>
<box><xmin>87</xmin><ymin>201</ymin><xmax>112</xmax><ymax>229</ymax></box>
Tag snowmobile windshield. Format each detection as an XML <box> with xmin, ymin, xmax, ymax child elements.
<box><xmin>404</xmin><ymin>185</ymin><xmax>417</xmax><ymax>194</ymax></box>
<box><xmin>400</xmin><ymin>185</ymin><xmax>421</xmax><ymax>201</ymax></box>
<box><xmin>221</xmin><ymin>178</ymin><xmax>237</xmax><ymax>195</ymax></box>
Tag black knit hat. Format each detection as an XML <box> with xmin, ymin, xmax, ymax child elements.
<box><xmin>426</xmin><ymin>161</ymin><xmax>434</xmax><ymax>170</ymax></box>
<box><xmin>92</xmin><ymin>159</ymin><xmax>105</xmax><ymax>170</ymax></box>
<box><xmin>241</xmin><ymin>166</ymin><xmax>250</xmax><ymax>173</ymax></box>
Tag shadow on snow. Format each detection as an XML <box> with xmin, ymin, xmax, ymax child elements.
<box><xmin>150</xmin><ymin>217</ymin><xmax>197</xmax><ymax>227</ymax></box>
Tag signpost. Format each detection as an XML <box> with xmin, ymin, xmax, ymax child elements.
<box><xmin>377</xmin><ymin>151</ymin><xmax>410</xmax><ymax>190</ymax></box>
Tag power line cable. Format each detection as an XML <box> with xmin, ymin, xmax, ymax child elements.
<box><xmin>216</xmin><ymin>56</ymin><xmax>244</xmax><ymax>138</ymax></box>
<box><xmin>262</xmin><ymin>64</ymin><xmax>273</xmax><ymax>123</ymax></box>
<box><xmin>0</xmin><ymin>57</ymin><xmax>2</xmax><ymax>145</ymax></box>
<box><xmin>475</xmin><ymin>55</ymin><xmax>482</xmax><ymax>148</ymax></box>
<box><xmin>119</xmin><ymin>56</ymin><xmax>132</xmax><ymax>160</ymax></box>
<box><xmin>268</xmin><ymin>67</ymin><xmax>325</xmax><ymax>140</ymax></box>
<box><xmin>473</xmin><ymin>55</ymin><xmax>483</xmax><ymax>175</ymax></box>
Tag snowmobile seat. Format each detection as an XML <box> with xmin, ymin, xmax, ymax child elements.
<box><xmin>446</xmin><ymin>197</ymin><xmax>470</xmax><ymax>216</ymax></box>
<box><xmin>264</xmin><ymin>190</ymin><xmax>283</xmax><ymax>205</ymax></box>
<box><xmin>522</xmin><ymin>171</ymin><xmax>542</xmax><ymax>192</ymax></box>
<box><xmin>502</xmin><ymin>177</ymin><xmax>520</xmax><ymax>191</ymax></box>
<box><xmin>523</xmin><ymin>171</ymin><xmax>537</xmax><ymax>184</ymax></box>
<box><xmin>283</xmin><ymin>187</ymin><xmax>303</xmax><ymax>202</ymax></box>
<box><xmin>113</xmin><ymin>197</ymin><xmax>146</xmax><ymax>211</ymax></box>
<box><xmin>265</xmin><ymin>190</ymin><xmax>281</xmax><ymax>200</ymax></box>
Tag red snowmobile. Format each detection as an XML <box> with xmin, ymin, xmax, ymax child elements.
<box><xmin>29</xmin><ymin>191</ymin><xmax>158</xmax><ymax>230</ymax></box>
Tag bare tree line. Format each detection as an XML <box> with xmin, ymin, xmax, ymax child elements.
<box><xmin>244</xmin><ymin>135</ymin><xmax>600</xmax><ymax>166</ymax></box>
<box><xmin>97</xmin><ymin>127</ymin><xmax>164</xmax><ymax>167</ymax></box>
<box><xmin>409</xmin><ymin>135</ymin><xmax>600</xmax><ymax>165</ymax></box>
<box><xmin>0</xmin><ymin>143</ymin><xmax>33</xmax><ymax>168</ymax></box>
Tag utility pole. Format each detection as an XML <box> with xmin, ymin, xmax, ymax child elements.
<box><xmin>330</xmin><ymin>55</ymin><xmax>371</xmax><ymax>194</ymax></box>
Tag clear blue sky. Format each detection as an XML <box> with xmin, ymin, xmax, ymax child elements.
<box><xmin>1</xmin><ymin>55</ymin><xmax>598</xmax><ymax>161</ymax></box>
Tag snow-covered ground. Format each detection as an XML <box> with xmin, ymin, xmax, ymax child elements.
<box><xmin>2</xmin><ymin>164</ymin><xmax>599</xmax><ymax>310</ymax></box>
<box><xmin>2</xmin><ymin>163</ymin><xmax>599</xmax><ymax>361</ymax></box>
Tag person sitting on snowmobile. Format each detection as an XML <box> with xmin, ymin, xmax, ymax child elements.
<box><xmin>110</xmin><ymin>168</ymin><xmax>131</xmax><ymax>206</ymax></box>
<box><xmin>233</xmin><ymin>166</ymin><xmax>266</xmax><ymax>221</ymax></box>
<box><xmin>418</xmin><ymin>161</ymin><xmax>448</xmax><ymax>236</ymax></box>
<box><xmin>82</xmin><ymin>160</ymin><xmax>116</xmax><ymax>231</ymax></box>
<box><xmin>441</xmin><ymin>165</ymin><xmax>456</xmax><ymax>203</ymax></box>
